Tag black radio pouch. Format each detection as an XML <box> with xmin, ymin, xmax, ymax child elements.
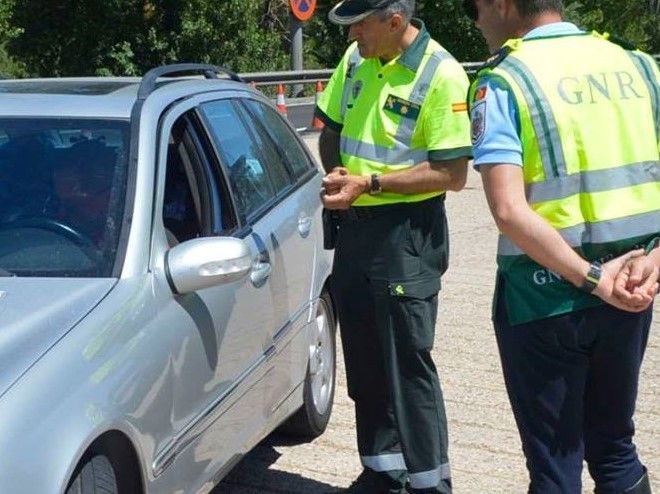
<box><xmin>322</xmin><ymin>208</ymin><xmax>340</xmax><ymax>250</ymax></box>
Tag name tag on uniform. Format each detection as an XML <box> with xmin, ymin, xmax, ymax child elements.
<box><xmin>383</xmin><ymin>94</ymin><xmax>420</xmax><ymax>120</ymax></box>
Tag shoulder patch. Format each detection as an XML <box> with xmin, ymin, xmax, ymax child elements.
<box><xmin>471</xmin><ymin>100</ymin><xmax>487</xmax><ymax>145</ymax></box>
<box><xmin>474</xmin><ymin>85</ymin><xmax>488</xmax><ymax>102</ymax></box>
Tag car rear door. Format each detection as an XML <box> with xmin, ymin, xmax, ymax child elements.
<box><xmin>199</xmin><ymin>95</ymin><xmax>323</xmax><ymax>418</ymax></box>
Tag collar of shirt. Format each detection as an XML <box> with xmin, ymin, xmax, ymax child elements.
<box><xmin>523</xmin><ymin>22</ymin><xmax>584</xmax><ymax>40</ymax></box>
<box><xmin>395</xmin><ymin>18</ymin><xmax>431</xmax><ymax>73</ymax></box>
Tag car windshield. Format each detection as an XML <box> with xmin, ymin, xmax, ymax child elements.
<box><xmin>0</xmin><ymin>118</ymin><xmax>130</xmax><ymax>277</ymax></box>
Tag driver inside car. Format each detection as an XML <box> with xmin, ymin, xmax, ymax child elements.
<box><xmin>51</xmin><ymin>139</ymin><xmax>115</xmax><ymax>245</ymax></box>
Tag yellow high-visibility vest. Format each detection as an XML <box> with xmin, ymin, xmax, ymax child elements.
<box><xmin>470</xmin><ymin>32</ymin><xmax>660</xmax><ymax>324</ymax></box>
<box><xmin>317</xmin><ymin>20</ymin><xmax>472</xmax><ymax>206</ymax></box>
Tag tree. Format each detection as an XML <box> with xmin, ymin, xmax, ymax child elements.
<box><xmin>2</xmin><ymin>0</ymin><xmax>658</xmax><ymax>77</ymax></box>
<box><xmin>7</xmin><ymin>0</ymin><xmax>292</xmax><ymax>76</ymax></box>
<box><xmin>564</xmin><ymin>0</ymin><xmax>660</xmax><ymax>53</ymax></box>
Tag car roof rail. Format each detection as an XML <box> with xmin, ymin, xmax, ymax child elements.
<box><xmin>138</xmin><ymin>63</ymin><xmax>243</xmax><ymax>99</ymax></box>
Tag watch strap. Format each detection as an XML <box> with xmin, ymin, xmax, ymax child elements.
<box><xmin>369</xmin><ymin>173</ymin><xmax>382</xmax><ymax>195</ymax></box>
<box><xmin>579</xmin><ymin>261</ymin><xmax>602</xmax><ymax>293</ymax></box>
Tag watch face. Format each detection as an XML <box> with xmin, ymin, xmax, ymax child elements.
<box><xmin>370</xmin><ymin>174</ymin><xmax>381</xmax><ymax>195</ymax></box>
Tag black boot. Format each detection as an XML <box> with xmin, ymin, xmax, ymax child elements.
<box><xmin>624</xmin><ymin>471</ymin><xmax>651</xmax><ymax>494</ymax></box>
<box><xmin>343</xmin><ymin>469</ymin><xmax>408</xmax><ymax>494</ymax></box>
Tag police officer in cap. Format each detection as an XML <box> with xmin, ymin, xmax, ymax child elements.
<box><xmin>315</xmin><ymin>0</ymin><xmax>472</xmax><ymax>492</ymax></box>
<box><xmin>465</xmin><ymin>0</ymin><xmax>659</xmax><ymax>491</ymax></box>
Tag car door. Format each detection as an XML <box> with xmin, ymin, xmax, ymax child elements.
<box><xmin>239</xmin><ymin>99</ymin><xmax>321</xmax><ymax>326</ymax></box>
<box><xmin>149</xmin><ymin>110</ymin><xmax>282</xmax><ymax>489</ymax></box>
<box><xmin>199</xmin><ymin>96</ymin><xmax>322</xmax><ymax>418</ymax></box>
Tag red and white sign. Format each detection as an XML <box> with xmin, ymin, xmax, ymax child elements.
<box><xmin>289</xmin><ymin>0</ymin><xmax>316</xmax><ymax>22</ymax></box>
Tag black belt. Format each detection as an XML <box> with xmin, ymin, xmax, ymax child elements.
<box><xmin>342</xmin><ymin>194</ymin><xmax>445</xmax><ymax>221</ymax></box>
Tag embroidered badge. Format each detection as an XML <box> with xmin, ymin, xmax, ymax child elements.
<box><xmin>394</xmin><ymin>284</ymin><xmax>405</xmax><ymax>296</ymax></box>
<box><xmin>471</xmin><ymin>100</ymin><xmax>487</xmax><ymax>145</ymax></box>
<box><xmin>383</xmin><ymin>94</ymin><xmax>420</xmax><ymax>120</ymax></box>
<box><xmin>452</xmin><ymin>102</ymin><xmax>468</xmax><ymax>113</ymax></box>
<box><xmin>352</xmin><ymin>80</ymin><xmax>363</xmax><ymax>100</ymax></box>
<box><xmin>474</xmin><ymin>85</ymin><xmax>488</xmax><ymax>102</ymax></box>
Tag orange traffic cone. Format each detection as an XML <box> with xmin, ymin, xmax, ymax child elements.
<box><xmin>310</xmin><ymin>80</ymin><xmax>325</xmax><ymax>130</ymax></box>
<box><xmin>276</xmin><ymin>84</ymin><xmax>288</xmax><ymax>115</ymax></box>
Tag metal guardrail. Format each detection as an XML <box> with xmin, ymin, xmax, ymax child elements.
<box><xmin>240</xmin><ymin>56</ymin><xmax>658</xmax><ymax>88</ymax></box>
<box><xmin>239</xmin><ymin>62</ymin><xmax>484</xmax><ymax>87</ymax></box>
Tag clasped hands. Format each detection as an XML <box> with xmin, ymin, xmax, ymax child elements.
<box><xmin>594</xmin><ymin>250</ymin><xmax>658</xmax><ymax>312</ymax></box>
<box><xmin>320</xmin><ymin>167</ymin><xmax>369</xmax><ymax>210</ymax></box>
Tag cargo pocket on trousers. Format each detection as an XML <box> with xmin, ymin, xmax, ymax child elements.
<box><xmin>387</xmin><ymin>277</ymin><xmax>441</xmax><ymax>352</ymax></box>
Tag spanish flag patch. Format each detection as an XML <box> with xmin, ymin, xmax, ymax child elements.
<box><xmin>451</xmin><ymin>102</ymin><xmax>468</xmax><ymax>113</ymax></box>
<box><xmin>474</xmin><ymin>86</ymin><xmax>488</xmax><ymax>101</ymax></box>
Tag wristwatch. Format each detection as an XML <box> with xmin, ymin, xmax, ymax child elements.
<box><xmin>579</xmin><ymin>261</ymin><xmax>602</xmax><ymax>293</ymax></box>
<box><xmin>369</xmin><ymin>173</ymin><xmax>382</xmax><ymax>195</ymax></box>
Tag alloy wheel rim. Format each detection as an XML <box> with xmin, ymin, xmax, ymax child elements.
<box><xmin>308</xmin><ymin>297</ymin><xmax>334</xmax><ymax>415</ymax></box>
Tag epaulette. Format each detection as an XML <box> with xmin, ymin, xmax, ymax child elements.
<box><xmin>597</xmin><ymin>31</ymin><xmax>638</xmax><ymax>51</ymax></box>
<box><xmin>476</xmin><ymin>45</ymin><xmax>513</xmax><ymax>73</ymax></box>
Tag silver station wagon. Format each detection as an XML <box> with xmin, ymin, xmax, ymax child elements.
<box><xmin>0</xmin><ymin>64</ymin><xmax>336</xmax><ymax>494</ymax></box>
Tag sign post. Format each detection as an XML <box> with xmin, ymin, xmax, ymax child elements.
<box><xmin>289</xmin><ymin>0</ymin><xmax>317</xmax><ymax>97</ymax></box>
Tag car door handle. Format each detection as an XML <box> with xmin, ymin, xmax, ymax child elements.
<box><xmin>298</xmin><ymin>215</ymin><xmax>312</xmax><ymax>238</ymax></box>
<box><xmin>251</xmin><ymin>260</ymin><xmax>272</xmax><ymax>287</ymax></box>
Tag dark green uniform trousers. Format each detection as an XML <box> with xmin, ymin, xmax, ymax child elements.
<box><xmin>331</xmin><ymin>195</ymin><xmax>452</xmax><ymax>494</ymax></box>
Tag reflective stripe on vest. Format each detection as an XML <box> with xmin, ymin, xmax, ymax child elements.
<box><xmin>340</xmin><ymin>136</ymin><xmax>429</xmax><ymax>165</ymax></box>
<box><xmin>499</xmin><ymin>57</ymin><xmax>567</xmax><ymax>178</ymax></box>
<box><xmin>526</xmin><ymin>160</ymin><xmax>659</xmax><ymax>202</ymax></box>
<box><xmin>339</xmin><ymin>51</ymin><xmax>450</xmax><ymax>166</ymax></box>
<box><xmin>498</xmin><ymin>209</ymin><xmax>660</xmax><ymax>256</ymax></box>
<box><xmin>627</xmin><ymin>51</ymin><xmax>660</xmax><ymax>139</ymax></box>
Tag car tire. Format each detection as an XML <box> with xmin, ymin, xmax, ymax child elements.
<box><xmin>66</xmin><ymin>454</ymin><xmax>118</xmax><ymax>494</ymax></box>
<box><xmin>283</xmin><ymin>289</ymin><xmax>336</xmax><ymax>438</ymax></box>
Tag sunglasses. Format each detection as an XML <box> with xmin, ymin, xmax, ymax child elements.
<box><xmin>463</xmin><ymin>0</ymin><xmax>479</xmax><ymax>21</ymax></box>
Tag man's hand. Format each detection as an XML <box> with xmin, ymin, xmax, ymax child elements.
<box><xmin>593</xmin><ymin>250</ymin><xmax>656</xmax><ymax>312</ymax></box>
<box><xmin>321</xmin><ymin>168</ymin><xmax>369</xmax><ymax>210</ymax></box>
<box><xmin>613</xmin><ymin>254</ymin><xmax>659</xmax><ymax>307</ymax></box>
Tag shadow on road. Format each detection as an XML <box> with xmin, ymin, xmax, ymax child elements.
<box><xmin>212</xmin><ymin>432</ymin><xmax>340</xmax><ymax>493</ymax></box>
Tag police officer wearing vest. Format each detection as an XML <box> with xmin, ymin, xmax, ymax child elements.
<box><xmin>315</xmin><ymin>1</ymin><xmax>472</xmax><ymax>492</ymax></box>
<box><xmin>464</xmin><ymin>0</ymin><xmax>660</xmax><ymax>492</ymax></box>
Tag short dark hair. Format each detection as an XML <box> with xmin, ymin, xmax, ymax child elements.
<box><xmin>512</xmin><ymin>0</ymin><xmax>563</xmax><ymax>17</ymax></box>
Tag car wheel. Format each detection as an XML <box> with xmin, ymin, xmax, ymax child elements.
<box><xmin>283</xmin><ymin>289</ymin><xmax>336</xmax><ymax>438</ymax></box>
<box><xmin>66</xmin><ymin>454</ymin><xmax>118</xmax><ymax>494</ymax></box>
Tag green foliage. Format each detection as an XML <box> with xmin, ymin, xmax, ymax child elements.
<box><xmin>1</xmin><ymin>0</ymin><xmax>658</xmax><ymax>77</ymax></box>
<box><xmin>176</xmin><ymin>0</ymin><xmax>289</xmax><ymax>72</ymax></box>
<box><xmin>418</xmin><ymin>0</ymin><xmax>489</xmax><ymax>62</ymax></box>
<box><xmin>563</xmin><ymin>0</ymin><xmax>660</xmax><ymax>52</ymax></box>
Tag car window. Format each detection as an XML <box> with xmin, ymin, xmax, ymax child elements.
<box><xmin>162</xmin><ymin>113</ymin><xmax>238</xmax><ymax>244</ymax></box>
<box><xmin>163</xmin><ymin>125</ymin><xmax>203</xmax><ymax>245</ymax></box>
<box><xmin>244</xmin><ymin>99</ymin><xmax>313</xmax><ymax>180</ymax></box>
<box><xmin>199</xmin><ymin>99</ymin><xmax>291</xmax><ymax>220</ymax></box>
<box><xmin>0</xmin><ymin>118</ymin><xmax>129</xmax><ymax>277</ymax></box>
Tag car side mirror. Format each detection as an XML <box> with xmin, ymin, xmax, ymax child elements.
<box><xmin>165</xmin><ymin>236</ymin><xmax>253</xmax><ymax>294</ymax></box>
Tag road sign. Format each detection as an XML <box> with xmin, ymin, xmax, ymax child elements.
<box><xmin>289</xmin><ymin>0</ymin><xmax>316</xmax><ymax>22</ymax></box>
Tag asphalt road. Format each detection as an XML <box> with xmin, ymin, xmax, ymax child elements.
<box><xmin>212</xmin><ymin>133</ymin><xmax>660</xmax><ymax>493</ymax></box>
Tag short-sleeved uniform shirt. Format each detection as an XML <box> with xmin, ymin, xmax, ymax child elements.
<box><xmin>315</xmin><ymin>19</ymin><xmax>472</xmax><ymax>206</ymax></box>
<box><xmin>471</xmin><ymin>22</ymin><xmax>583</xmax><ymax>167</ymax></box>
